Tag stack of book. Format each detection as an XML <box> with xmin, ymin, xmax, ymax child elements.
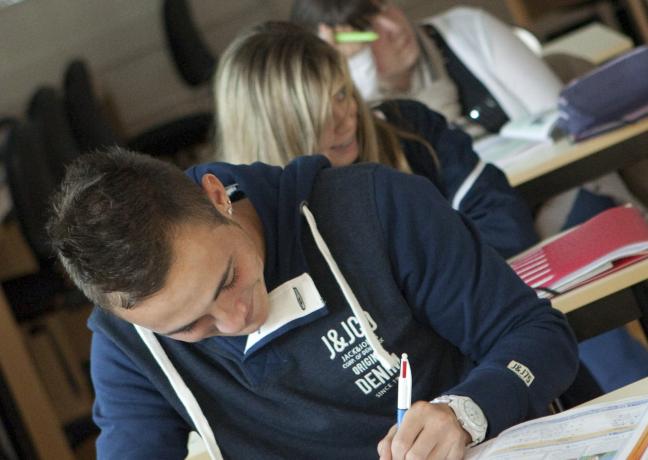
<box><xmin>509</xmin><ymin>205</ymin><xmax>648</xmax><ymax>298</ymax></box>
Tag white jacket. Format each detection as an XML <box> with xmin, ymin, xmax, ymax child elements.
<box><xmin>425</xmin><ymin>7</ymin><xmax>563</xmax><ymax>120</ymax></box>
<box><xmin>426</xmin><ymin>8</ymin><xmax>647</xmax><ymax>236</ymax></box>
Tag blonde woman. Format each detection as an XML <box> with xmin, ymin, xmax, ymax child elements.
<box><xmin>289</xmin><ymin>2</ymin><xmax>648</xmax><ymax>396</ymax></box>
<box><xmin>214</xmin><ymin>21</ymin><xmax>537</xmax><ymax>258</ymax></box>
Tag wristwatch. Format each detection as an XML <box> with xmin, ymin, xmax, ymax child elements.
<box><xmin>430</xmin><ymin>395</ymin><xmax>487</xmax><ymax>446</ymax></box>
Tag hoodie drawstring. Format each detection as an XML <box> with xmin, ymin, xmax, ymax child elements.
<box><xmin>134</xmin><ymin>325</ymin><xmax>223</xmax><ymax>460</ymax></box>
<box><xmin>301</xmin><ymin>203</ymin><xmax>399</xmax><ymax>371</ymax></box>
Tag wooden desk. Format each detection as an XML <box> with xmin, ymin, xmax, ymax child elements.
<box><xmin>0</xmin><ymin>220</ymin><xmax>38</xmax><ymax>281</ymax></box>
<box><xmin>550</xmin><ymin>258</ymin><xmax>648</xmax><ymax>341</ymax></box>
<box><xmin>627</xmin><ymin>0</ymin><xmax>648</xmax><ymax>43</ymax></box>
<box><xmin>0</xmin><ymin>287</ymin><xmax>75</xmax><ymax>460</ymax></box>
<box><xmin>580</xmin><ymin>376</ymin><xmax>648</xmax><ymax>407</ymax></box>
<box><xmin>0</xmin><ymin>222</ymin><xmax>79</xmax><ymax>459</ymax></box>
<box><xmin>506</xmin><ymin>0</ymin><xmax>648</xmax><ymax>43</ymax></box>
<box><xmin>542</xmin><ymin>22</ymin><xmax>633</xmax><ymax>64</ymax></box>
<box><xmin>503</xmin><ymin>117</ymin><xmax>648</xmax><ymax>206</ymax></box>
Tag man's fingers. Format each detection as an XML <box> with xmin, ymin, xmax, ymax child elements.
<box><xmin>378</xmin><ymin>424</ymin><xmax>397</xmax><ymax>460</ymax></box>
<box><xmin>390</xmin><ymin>420</ymin><xmax>424</xmax><ymax>460</ymax></box>
<box><xmin>387</xmin><ymin>401</ymin><xmax>471</xmax><ymax>460</ymax></box>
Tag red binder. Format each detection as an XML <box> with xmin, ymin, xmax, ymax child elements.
<box><xmin>509</xmin><ymin>205</ymin><xmax>648</xmax><ymax>298</ymax></box>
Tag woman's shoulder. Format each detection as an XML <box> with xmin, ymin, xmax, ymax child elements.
<box><xmin>373</xmin><ymin>99</ymin><xmax>446</xmax><ymax>128</ymax></box>
<box><xmin>374</xmin><ymin>98</ymin><xmax>433</xmax><ymax>114</ymax></box>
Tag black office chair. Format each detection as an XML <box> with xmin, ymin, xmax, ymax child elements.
<box><xmin>2</xmin><ymin>121</ymin><xmax>67</xmax><ymax>320</ymax></box>
<box><xmin>2</xmin><ymin>119</ymin><xmax>99</xmax><ymax>448</ymax></box>
<box><xmin>63</xmin><ymin>58</ymin><xmax>212</xmax><ymax>162</ymax></box>
<box><xmin>162</xmin><ymin>0</ymin><xmax>217</xmax><ymax>87</ymax></box>
<box><xmin>126</xmin><ymin>111</ymin><xmax>213</xmax><ymax>156</ymax></box>
<box><xmin>27</xmin><ymin>86</ymin><xmax>82</xmax><ymax>182</ymax></box>
<box><xmin>63</xmin><ymin>60</ymin><xmax>121</xmax><ymax>154</ymax></box>
<box><xmin>0</xmin><ymin>117</ymin><xmax>18</xmax><ymax>166</ymax></box>
<box><xmin>4</xmin><ymin>86</ymin><xmax>89</xmax><ymax>318</ymax></box>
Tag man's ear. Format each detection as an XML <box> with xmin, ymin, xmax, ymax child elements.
<box><xmin>200</xmin><ymin>173</ymin><xmax>230</xmax><ymax>215</ymax></box>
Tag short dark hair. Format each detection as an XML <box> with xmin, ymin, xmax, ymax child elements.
<box><xmin>290</xmin><ymin>0</ymin><xmax>381</xmax><ymax>32</ymax></box>
<box><xmin>47</xmin><ymin>147</ymin><xmax>229</xmax><ymax>309</ymax></box>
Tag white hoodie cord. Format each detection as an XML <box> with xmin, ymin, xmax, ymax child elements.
<box><xmin>301</xmin><ymin>203</ymin><xmax>399</xmax><ymax>371</ymax></box>
<box><xmin>452</xmin><ymin>159</ymin><xmax>486</xmax><ymax>210</ymax></box>
<box><xmin>134</xmin><ymin>325</ymin><xmax>223</xmax><ymax>460</ymax></box>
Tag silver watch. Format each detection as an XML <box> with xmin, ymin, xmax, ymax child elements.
<box><xmin>430</xmin><ymin>395</ymin><xmax>487</xmax><ymax>446</ymax></box>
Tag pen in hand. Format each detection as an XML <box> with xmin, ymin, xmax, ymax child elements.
<box><xmin>397</xmin><ymin>353</ymin><xmax>412</xmax><ymax>427</ymax></box>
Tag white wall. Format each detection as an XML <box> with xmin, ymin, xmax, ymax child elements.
<box><xmin>0</xmin><ymin>0</ymin><xmax>511</xmax><ymax>138</ymax></box>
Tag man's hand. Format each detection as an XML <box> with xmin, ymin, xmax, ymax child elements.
<box><xmin>377</xmin><ymin>401</ymin><xmax>471</xmax><ymax>460</ymax></box>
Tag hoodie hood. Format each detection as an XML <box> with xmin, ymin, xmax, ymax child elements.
<box><xmin>184</xmin><ymin>155</ymin><xmax>398</xmax><ymax>369</ymax></box>
<box><xmin>185</xmin><ymin>155</ymin><xmax>328</xmax><ymax>291</ymax></box>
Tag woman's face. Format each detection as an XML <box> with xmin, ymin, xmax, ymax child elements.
<box><xmin>317</xmin><ymin>79</ymin><xmax>359</xmax><ymax>167</ymax></box>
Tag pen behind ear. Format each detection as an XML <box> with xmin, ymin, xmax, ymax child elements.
<box><xmin>335</xmin><ymin>31</ymin><xmax>379</xmax><ymax>43</ymax></box>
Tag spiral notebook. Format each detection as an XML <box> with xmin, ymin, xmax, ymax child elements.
<box><xmin>509</xmin><ymin>205</ymin><xmax>648</xmax><ymax>298</ymax></box>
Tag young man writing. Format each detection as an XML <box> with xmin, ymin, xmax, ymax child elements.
<box><xmin>48</xmin><ymin>148</ymin><xmax>578</xmax><ymax>459</ymax></box>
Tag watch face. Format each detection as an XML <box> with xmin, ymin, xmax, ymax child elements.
<box><xmin>461</xmin><ymin>399</ymin><xmax>487</xmax><ymax>429</ymax></box>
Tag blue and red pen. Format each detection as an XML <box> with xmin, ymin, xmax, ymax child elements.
<box><xmin>397</xmin><ymin>353</ymin><xmax>412</xmax><ymax>427</ymax></box>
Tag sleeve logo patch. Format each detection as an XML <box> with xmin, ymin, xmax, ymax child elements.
<box><xmin>507</xmin><ymin>360</ymin><xmax>535</xmax><ymax>387</ymax></box>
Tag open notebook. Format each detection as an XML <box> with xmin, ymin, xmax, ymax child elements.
<box><xmin>466</xmin><ymin>395</ymin><xmax>648</xmax><ymax>460</ymax></box>
<box><xmin>509</xmin><ymin>205</ymin><xmax>648</xmax><ymax>298</ymax></box>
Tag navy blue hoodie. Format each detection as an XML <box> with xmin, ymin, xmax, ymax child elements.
<box><xmin>375</xmin><ymin>99</ymin><xmax>538</xmax><ymax>258</ymax></box>
<box><xmin>88</xmin><ymin>156</ymin><xmax>578</xmax><ymax>459</ymax></box>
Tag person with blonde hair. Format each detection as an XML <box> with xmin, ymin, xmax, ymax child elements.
<box><xmin>214</xmin><ymin>21</ymin><xmax>537</xmax><ymax>259</ymax></box>
<box><xmin>289</xmin><ymin>1</ymin><xmax>648</xmax><ymax>394</ymax></box>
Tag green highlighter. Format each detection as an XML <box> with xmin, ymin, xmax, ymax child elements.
<box><xmin>335</xmin><ymin>31</ymin><xmax>379</xmax><ymax>43</ymax></box>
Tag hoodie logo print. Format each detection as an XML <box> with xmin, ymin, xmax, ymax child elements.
<box><xmin>321</xmin><ymin>312</ymin><xmax>378</xmax><ymax>360</ymax></box>
<box><xmin>320</xmin><ymin>311</ymin><xmax>398</xmax><ymax>398</ymax></box>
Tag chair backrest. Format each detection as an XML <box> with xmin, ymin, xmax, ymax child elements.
<box><xmin>63</xmin><ymin>59</ymin><xmax>121</xmax><ymax>154</ymax></box>
<box><xmin>3</xmin><ymin>121</ymin><xmax>58</xmax><ymax>261</ymax></box>
<box><xmin>126</xmin><ymin>112</ymin><xmax>212</xmax><ymax>157</ymax></box>
<box><xmin>28</xmin><ymin>86</ymin><xmax>81</xmax><ymax>184</ymax></box>
<box><xmin>0</xmin><ymin>117</ymin><xmax>18</xmax><ymax>162</ymax></box>
<box><xmin>162</xmin><ymin>0</ymin><xmax>217</xmax><ymax>87</ymax></box>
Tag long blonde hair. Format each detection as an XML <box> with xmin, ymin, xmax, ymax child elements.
<box><xmin>214</xmin><ymin>21</ymin><xmax>427</xmax><ymax>172</ymax></box>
